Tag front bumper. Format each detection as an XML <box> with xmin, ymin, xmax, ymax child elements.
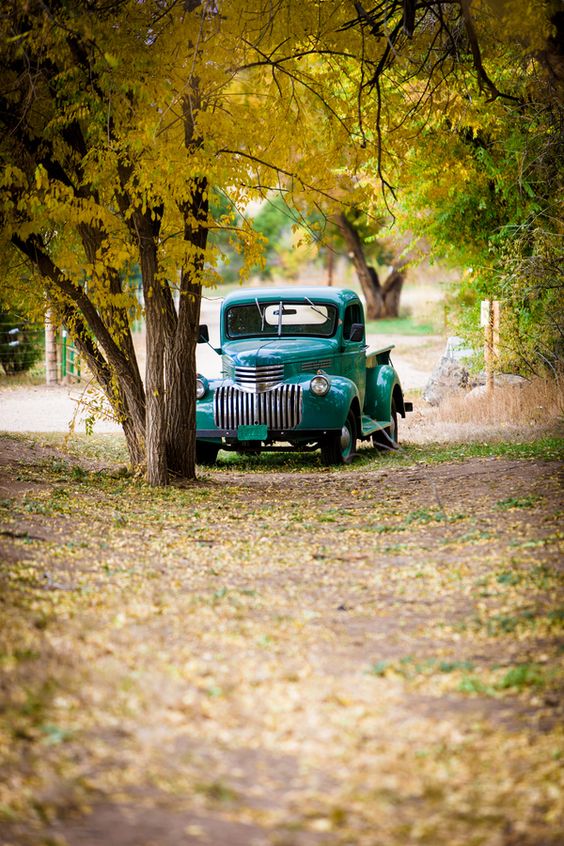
<box><xmin>196</xmin><ymin>428</ymin><xmax>340</xmax><ymax>441</ymax></box>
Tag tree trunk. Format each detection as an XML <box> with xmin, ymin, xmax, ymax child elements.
<box><xmin>326</xmin><ymin>247</ymin><xmax>335</xmax><ymax>286</ymax></box>
<box><xmin>138</xmin><ymin>232</ymin><xmax>169</xmax><ymax>486</ymax></box>
<box><xmin>164</xmin><ymin>92</ymin><xmax>209</xmax><ymax>481</ymax></box>
<box><xmin>13</xmin><ymin>233</ymin><xmax>147</xmax><ymax>467</ymax></box>
<box><xmin>166</xmin><ymin>172</ymin><xmax>209</xmax><ymax>479</ymax></box>
<box><xmin>76</xmin><ymin>223</ymin><xmax>147</xmax><ymax>442</ymax></box>
<box><xmin>380</xmin><ymin>266</ymin><xmax>406</xmax><ymax>318</ymax></box>
<box><xmin>335</xmin><ymin>212</ymin><xmax>406</xmax><ymax>319</ymax></box>
<box><xmin>165</xmin><ymin>281</ymin><xmax>201</xmax><ymax>479</ymax></box>
<box><xmin>336</xmin><ymin>212</ymin><xmax>383</xmax><ymax>318</ymax></box>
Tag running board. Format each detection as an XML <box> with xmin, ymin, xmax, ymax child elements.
<box><xmin>360</xmin><ymin>416</ymin><xmax>390</xmax><ymax>437</ymax></box>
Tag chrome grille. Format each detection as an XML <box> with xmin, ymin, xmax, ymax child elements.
<box><xmin>234</xmin><ymin>364</ymin><xmax>284</xmax><ymax>391</ymax></box>
<box><xmin>214</xmin><ymin>384</ymin><xmax>302</xmax><ymax>430</ymax></box>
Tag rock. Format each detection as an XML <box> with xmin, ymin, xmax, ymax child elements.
<box><xmin>423</xmin><ymin>336</ymin><xmax>478</xmax><ymax>406</ymax></box>
<box><xmin>465</xmin><ymin>374</ymin><xmax>528</xmax><ymax>400</ymax></box>
<box><xmin>494</xmin><ymin>373</ymin><xmax>529</xmax><ymax>388</ymax></box>
<box><xmin>423</xmin><ymin>337</ymin><xmax>527</xmax><ymax>406</ymax></box>
<box><xmin>423</xmin><ymin>356</ymin><xmax>471</xmax><ymax>406</ymax></box>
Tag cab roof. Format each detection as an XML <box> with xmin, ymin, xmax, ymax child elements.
<box><xmin>221</xmin><ymin>287</ymin><xmax>361</xmax><ymax>310</ymax></box>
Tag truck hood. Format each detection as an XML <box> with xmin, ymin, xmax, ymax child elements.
<box><xmin>223</xmin><ymin>338</ymin><xmax>339</xmax><ymax>368</ymax></box>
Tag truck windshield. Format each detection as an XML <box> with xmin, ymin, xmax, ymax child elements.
<box><xmin>226</xmin><ymin>301</ymin><xmax>338</xmax><ymax>339</ymax></box>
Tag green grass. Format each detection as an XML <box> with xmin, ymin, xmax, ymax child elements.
<box><xmin>495</xmin><ymin>495</ymin><xmax>542</xmax><ymax>510</ymax></box>
<box><xmin>0</xmin><ymin>363</ymin><xmax>46</xmax><ymax>388</ymax></box>
<box><xmin>392</xmin><ymin>438</ymin><xmax>564</xmax><ymax>465</ymax></box>
<box><xmin>365</xmin><ymin>315</ymin><xmax>438</xmax><ymax>336</ymax></box>
<box><xmin>213</xmin><ymin>437</ymin><xmax>564</xmax><ymax>472</ymax></box>
<box><xmin>4</xmin><ymin>431</ymin><xmax>562</xmax><ymax>475</ymax></box>
<box><xmin>370</xmin><ymin>657</ymin><xmax>553</xmax><ymax>696</ymax></box>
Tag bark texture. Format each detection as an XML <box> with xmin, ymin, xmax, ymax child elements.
<box><xmin>336</xmin><ymin>212</ymin><xmax>406</xmax><ymax>319</ymax></box>
<box><xmin>131</xmin><ymin>210</ymin><xmax>169</xmax><ymax>487</ymax></box>
<box><xmin>165</xmin><ymin>178</ymin><xmax>208</xmax><ymax>479</ymax></box>
<box><xmin>163</xmin><ymin>93</ymin><xmax>209</xmax><ymax>481</ymax></box>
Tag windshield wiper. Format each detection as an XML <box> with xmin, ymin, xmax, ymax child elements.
<box><xmin>255</xmin><ymin>297</ymin><xmax>265</xmax><ymax>332</ymax></box>
<box><xmin>304</xmin><ymin>296</ymin><xmax>328</xmax><ymax>320</ymax></box>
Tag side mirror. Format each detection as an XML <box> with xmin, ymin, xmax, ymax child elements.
<box><xmin>198</xmin><ymin>324</ymin><xmax>209</xmax><ymax>344</ymax></box>
<box><xmin>349</xmin><ymin>323</ymin><xmax>364</xmax><ymax>342</ymax></box>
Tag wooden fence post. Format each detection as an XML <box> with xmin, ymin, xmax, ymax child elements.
<box><xmin>45</xmin><ymin>309</ymin><xmax>58</xmax><ymax>385</ymax></box>
<box><xmin>482</xmin><ymin>299</ymin><xmax>500</xmax><ymax>393</ymax></box>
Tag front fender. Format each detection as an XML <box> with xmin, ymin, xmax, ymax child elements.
<box><xmin>299</xmin><ymin>375</ymin><xmax>358</xmax><ymax>430</ymax></box>
<box><xmin>196</xmin><ymin>377</ymin><xmax>224</xmax><ymax>442</ymax></box>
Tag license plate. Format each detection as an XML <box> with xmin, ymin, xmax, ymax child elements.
<box><xmin>237</xmin><ymin>424</ymin><xmax>268</xmax><ymax>441</ymax></box>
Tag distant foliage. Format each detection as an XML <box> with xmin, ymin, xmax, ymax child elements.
<box><xmin>386</xmin><ymin>2</ymin><xmax>563</xmax><ymax>375</ymax></box>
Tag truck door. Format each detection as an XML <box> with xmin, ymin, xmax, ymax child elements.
<box><xmin>342</xmin><ymin>302</ymin><xmax>366</xmax><ymax>407</ymax></box>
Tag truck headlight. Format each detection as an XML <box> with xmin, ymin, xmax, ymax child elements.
<box><xmin>196</xmin><ymin>377</ymin><xmax>208</xmax><ymax>399</ymax></box>
<box><xmin>310</xmin><ymin>375</ymin><xmax>330</xmax><ymax>396</ymax></box>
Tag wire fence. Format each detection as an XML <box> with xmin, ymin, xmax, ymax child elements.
<box><xmin>0</xmin><ymin>318</ymin><xmax>83</xmax><ymax>382</ymax></box>
<box><xmin>1</xmin><ymin>312</ymin><xmax>145</xmax><ymax>383</ymax></box>
<box><xmin>0</xmin><ymin>317</ymin><xmax>44</xmax><ymax>376</ymax></box>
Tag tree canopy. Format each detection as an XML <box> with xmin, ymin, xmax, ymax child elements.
<box><xmin>1</xmin><ymin>0</ymin><xmax>561</xmax><ymax>483</ymax></box>
<box><xmin>351</xmin><ymin>0</ymin><xmax>563</xmax><ymax>371</ymax></box>
<box><xmin>0</xmin><ymin>0</ymin><xmax>379</xmax><ymax>483</ymax></box>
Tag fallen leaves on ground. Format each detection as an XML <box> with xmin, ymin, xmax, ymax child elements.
<box><xmin>0</xmin><ymin>434</ymin><xmax>562</xmax><ymax>846</ymax></box>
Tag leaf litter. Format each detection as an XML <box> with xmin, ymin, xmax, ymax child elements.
<box><xmin>0</xmin><ymin>433</ymin><xmax>562</xmax><ymax>846</ymax></box>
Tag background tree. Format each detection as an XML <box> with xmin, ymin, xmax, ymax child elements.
<box><xmin>333</xmin><ymin>210</ymin><xmax>407</xmax><ymax>319</ymax></box>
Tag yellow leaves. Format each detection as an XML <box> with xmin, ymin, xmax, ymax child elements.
<box><xmin>491</xmin><ymin>0</ymin><xmax>552</xmax><ymax>52</ymax></box>
<box><xmin>34</xmin><ymin>164</ymin><xmax>49</xmax><ymax>190</ymax></box>
<box><xmin>0</xmin><ymin>164</ymin><xmax>28</xmax><ymax>190</ymax></box>
<box><xmin>104</xmin><ymin>52</ymin><xmax>118</xmax><ymax>68</ymax></box>
<box><xmin>0</xmin><ymin>435</ymin><xmax>562</xmax><ymax>842</ymax></box>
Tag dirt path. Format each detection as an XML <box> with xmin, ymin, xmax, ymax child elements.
<box><xmin>0</xmin><ymin>434</ymin><xmax>562</xmax><ymax>845</ymax></box>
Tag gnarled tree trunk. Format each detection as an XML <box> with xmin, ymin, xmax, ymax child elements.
<box><xmin>336</xmin><ymin>212</ymin><xmax>406</xmax><ymax>319</ymax></box>
<box><xmin>165</xmin><ymin>280</ymin><xmax>202</xmax><ymax>479</ymax></box>
<box><xmin>131</xmin><ymin>210</ymin><xmax>170</xmax><ymax>487</ymax></box>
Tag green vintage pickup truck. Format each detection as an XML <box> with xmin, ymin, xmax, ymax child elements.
<box><xmin>196</xmin><ymin>287</ymin><xmax>412</xmax><ymax>465</ymax></box>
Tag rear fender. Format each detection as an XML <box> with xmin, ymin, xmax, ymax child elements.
<box><xmin>365</xmin><ymin>364</ymin><xmax>403</xmax><ymax>420</ymax></box>
<box><xmin>393</xmin><ymin>384</ymin><xmax>409</xmax><ymax>417</ymax></box>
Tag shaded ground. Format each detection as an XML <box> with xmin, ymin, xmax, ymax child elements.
<box><xmin>0</xmin><ymin>433</ymin><xmax>563</xmax><ymax>846</ymax></box>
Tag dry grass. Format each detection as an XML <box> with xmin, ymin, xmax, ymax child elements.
<box><xmin>404</xmin><ymin>375</ymin><xmax>564</xmax><ymax>444</ymax></box>
<box><xmin>438</xmin><ymin>374</ymin><xmax>564</xmax><ymax>425</ymax></box>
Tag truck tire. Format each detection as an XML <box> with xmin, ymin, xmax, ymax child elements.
<box><xmin>196</xmin><ymin>441</ymin><xmax>220</xmax><ymax>465</ymax></box>
<box><xmin>321</xmin><ymin>411</ymin><xmax>357</xmax><ymax>465</ymax></box>
<box><xmin>373</xmin><ymin>399</ymin><xmax>399</xmax><ymax>451</ymax></box>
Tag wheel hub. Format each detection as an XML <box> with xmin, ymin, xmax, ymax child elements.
<box><xmin>340</xmin><ymin>425</ymin><xmax>352</xmax><ymax>454</ymax></box>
